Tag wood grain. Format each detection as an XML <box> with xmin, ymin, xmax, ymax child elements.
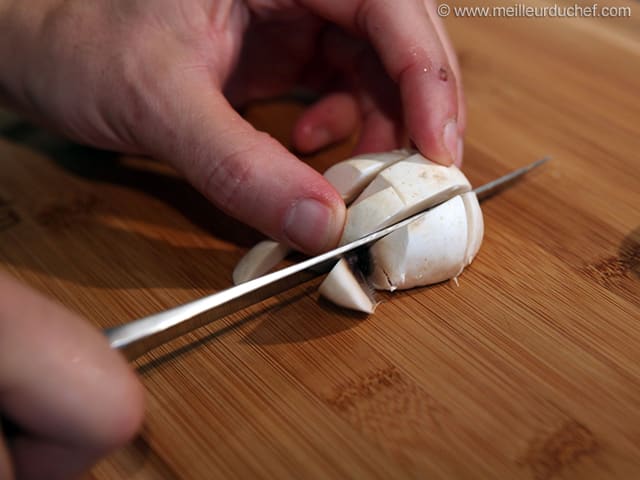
<box><xmin>1</xmin><ymin>1</ymin><xmax>639</xmax><ymax>478</ymax></box>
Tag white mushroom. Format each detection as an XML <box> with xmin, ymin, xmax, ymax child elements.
<box><xmin>366</xmin><ymin>192</ymin><xmax>483</xmax><ymax>291</ymax></box>
<box><xmin>232</xmin><ymin>240</ymin><xmax>290</xmax><ymax>285</ymax></box>
<box><xmin>232</xmin><ymin>150</ymin><xmax>411</xmax><ymax>283</ymax></box>
<box><xmin>339</xmin><ymin>152</ymin><xmax>471</xmax><ymax>244</ymax></box>
<box><xmin>233</xmin><ymin>150</ymin><xmax>484</xmax><ymax>313</ymax></box>
<box><xmin>317</xmin><ymin>258</ymin><xmax>377</xmax><ymax>314</ymax></box>
<box><xmin>323</xmin><ymin>149</ymin><xmax>409</xmax><ymax>203</ymax></box>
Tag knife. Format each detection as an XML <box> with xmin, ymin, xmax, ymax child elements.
<box><xmin>106</xmin><ymin>156</ymin><xmax>549</xmax><ymax>360</ymax></box>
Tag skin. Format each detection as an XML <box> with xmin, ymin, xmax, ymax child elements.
<box><xmin>0</xmin><ymin>0</ymin><xmax>465</xmax><ymax>477</ymax></box>
<box><xmin>0</xmin><ymin>273</ymin><xmax>145</xmax><ymax>480</ymax></box>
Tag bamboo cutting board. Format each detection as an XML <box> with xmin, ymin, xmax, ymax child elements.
<box><xmin>1</xmin><ymin>0</ymin><xmax>639</xmax><ymax>478</ymax></box>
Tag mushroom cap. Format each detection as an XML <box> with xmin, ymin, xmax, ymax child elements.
<box><xmin>340</xmin><ymin>153</ymin><xmax>471</xmax><ymax>244</ymax></box>
<box><xmin>368</xmin><ymin>192</ymin><xmax>483</xmax><ymax>291</ymax></box>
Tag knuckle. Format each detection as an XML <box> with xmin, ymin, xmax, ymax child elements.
<box><xmin>200</xmin><ymin>142</ymin><xmax>261</xmax><ymax>212</ymax></box>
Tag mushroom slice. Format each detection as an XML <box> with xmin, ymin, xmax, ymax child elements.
<box><xmin>232</xmin><ymin>240</ymin><xmax>291</xmax><ymax>284</ymax></box>
<box><xmin>323</xmin><ymin>149</ymin><xmax>409</xmax><ymax>203</ymax></box>
<box><xmin>341</xmin><ymin>153</ymin><xmax>471</xmax><ymax>244</ymax></box>
<box><xmin>318</xmin><ymin>258</ymin><xmax>377</xmax><ymax>314</ymax></box>
<box><xmin>232</xmin><ymin>150</ymin><xmax>409</xmax><ymax>285</ymax></box>
<box><xmin>462</xmin><ymin>192</ymin><xmax>484</xmax><ymax>265</ymax></box>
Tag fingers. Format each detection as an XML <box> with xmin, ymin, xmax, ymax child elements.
<box><xmin>0</xmin><ymin>272</ymin><xmax>145</xmax><ymax>479</ymax></box>
<box><xmin>146</xmin><ymin>77</ymin><xmax>346</xmax><ymax>254</ymax></box>
<box><xmin>292</xmin><ymin>87</ymin><xmax>406</xmax><ymax>155</ymax></box>
<box><xmin>292</xmin><ymin>92</ymin><xmax>359</xmax><ymax>153</ymax></box>
<box><xmin>300</xmin><ymin>0</ymin><xmax>461</xmax><ymax>165</ymax></box>
<box><xmin>355</xmin><ymin>106</ymin><xmax>405</xmax><ymax>154</ymax></box>
<box><xmin>424</xmin><ymin>0</ymin><xmax>466</xmax><ymax>165</ymax></box>
<box><xmin>316</xmin><ymin>28</ymin><xmax>407</xmax><ymax>155</ymax></box>
<box><xmin>292</xmin><ymin>90</ymin><xmax>402</xmax><ymax>155</ymax></box>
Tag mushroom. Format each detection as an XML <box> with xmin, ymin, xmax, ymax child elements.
<box><xmin>317</xmin><ymin>257</ymin><xmax>378</xmax><ymax>314</ymax></box>
<box><xmin>232</xmin><ymin>150</ymin><xmax>411</xmax><ymax>283</ymax></box>
<box><xmin>233</xmin><ymin>150</ymin><xmax>484</xmax><ymax>313</ymax></box>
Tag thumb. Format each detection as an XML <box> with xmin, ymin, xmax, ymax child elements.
<box><xmin>145</xmin><ymin>83</ymin><xmax>346</xmax><ymax>255</ymax></box>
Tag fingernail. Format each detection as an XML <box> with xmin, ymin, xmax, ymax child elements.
<box><xmin>284</xmin><ymin>198</ymin><xmax>336</xmax><ymax>254</ymax></box>
<box><xmin>443</xmin><ymin>120</ymin><xmax>458</xmax><ymax>166</ymax></box>
<box><xmin>455</xmin><ymin>137</ymin><xmax>464</xmax><ymax>167</ymax></box>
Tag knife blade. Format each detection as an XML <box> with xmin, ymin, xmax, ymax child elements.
<box><xmin>106</xmin><ymin>156</ymin><xmax>549</xmax><ymax>360</ymax></box>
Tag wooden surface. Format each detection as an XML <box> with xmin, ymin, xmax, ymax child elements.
<box><xmin>1</xmin><ymin>1</ymin><xmax>640</xmax><ymax>478</ymax></box>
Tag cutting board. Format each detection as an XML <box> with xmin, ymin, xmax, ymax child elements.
<box><xmin>1</xmin><ymin>0</ymin><xmax>639</xmax><ymax>478</ymax></box>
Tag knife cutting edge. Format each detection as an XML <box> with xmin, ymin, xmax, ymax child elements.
<box><xmin>105</xmin><ymin>156</ymin><xmax>550</xmax><ymax>360</ymax></box>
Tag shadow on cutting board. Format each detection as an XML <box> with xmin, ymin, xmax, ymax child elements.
<box><xmin>1</xmin><ymin>122</ymin><xmax>261</xmax><ymax>247</ymax></box>
<box><xmin>241</xmin><ymin>296</ymin><xmax>369</xmax><ymax>346</ymax></box>
<box><xmin>0</xmin><ymin>124</ymin><xmax>267</xmax><ymax>289</ymax></box>
<box><xmin>1</xmin><ymin>120</ymin><xmax>369</xmax><ymax>348</ymax></box>
<box><xmin>136</xmin><ymin>286</ymin><xmax>367</xmax><ymax>373</ymax></box>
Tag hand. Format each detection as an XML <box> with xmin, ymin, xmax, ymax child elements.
<box><xmin>0</xmin><ymin>273</ymin><xmax>145</xmax><ymax>480</ymax></box>
<box><xmin>0</xmin><ymin>0</ymin><xmax>465</xmax><ymax>255</ymax></box>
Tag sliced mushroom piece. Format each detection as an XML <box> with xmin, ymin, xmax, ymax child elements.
<box><xmin>318</xmin><ymin>258</ymin><xmax>377</xmax><ymax>314</ymax></box>
<box><xmin>367</xmin><ymin>195</ymin><xmax>470</xmax><ymax>291</ymax></box>
<box><xmin>341</xmin><ymin>153</ymin><xmax>471</xmax><ymax>243</ymax></box>
<box><xmin>232</xmin><ymin>240</ymin><xmax>291</xmax><ymax>284</ymax></box>
<box><xmin>232</xmin><ymin>151</ymin><xmax>410</xmax><ymax>284</ymax></box>
<box><xmin>462</xmin><ymin>192</ymin><xmax>484</xmax><ymax>265</ymax></box>
<box><xmin>323</xmin><ymin>149</ymin><xmax>409</xmax><ymax>203</ymax></box>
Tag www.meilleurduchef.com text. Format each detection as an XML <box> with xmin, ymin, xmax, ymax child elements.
<box><xmin>437</xmin><ymin>3</ymin><xmax>632</xmax><ymax>18</ymax></box>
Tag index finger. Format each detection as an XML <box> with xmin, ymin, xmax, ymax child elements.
<box><xmin>299</xmin><ymin>0</ymin><xmax>460</xmax><ymax>165</ymax></box>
